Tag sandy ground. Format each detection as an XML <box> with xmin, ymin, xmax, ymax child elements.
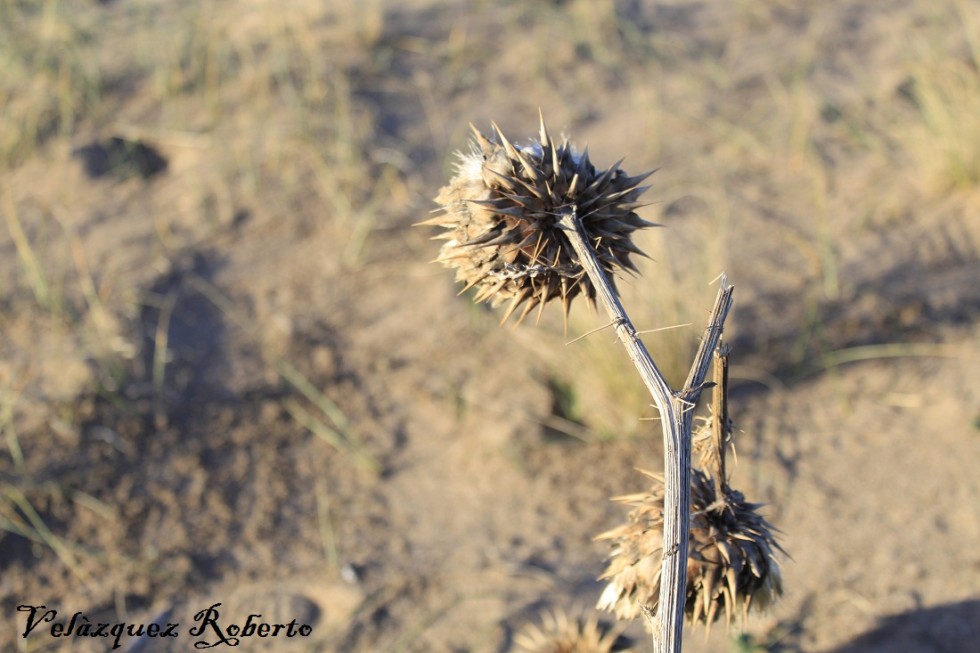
<box><xmin>1</xmin><ymin>1</ymin><xmax>978</xmax><ymax>652</ymax></box>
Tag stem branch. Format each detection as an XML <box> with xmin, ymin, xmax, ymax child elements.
<box><xmin>558</xmin><ymin>210</ymin><xmax>734</xmax><ymax>653</ymax></box>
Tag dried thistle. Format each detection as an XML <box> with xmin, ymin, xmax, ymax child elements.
<box><xmin>423</xmin><ymin>114</ymin><xmax>741</xmax><ymax>653</ymax></box>
<box><xmin>595</xmin><ymin>466</ymin><xmax>784</xmax><ymax>631</ymax></box>
<box><xmin>421</xmin><ymin>114</ymin><xmax>656</xmax><ymax>325</ymax></box>
<box><xmin>514</xmin><ymin>607</ymin><xmax>634</xmax><ymax>653</ymax></box>
<box><xmin>597</xmin><ymin>347</ymin><xmax>783</xmax><ymax>632</ymax></box>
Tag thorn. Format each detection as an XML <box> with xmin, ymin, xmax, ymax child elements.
<box><xmin>414</xmin><ymin>215</ymin><xmax>451</xmax><ymax>227</ymax></box>
<box><xmin>469</xmin><ymin>123</ymin><xmax>494</xmax><ymax>153</ymax></box>
<box><xmin>460</xmin><ymin>227</ymin><xmax>508</xmax><ymax>247</ymax></box>
<box><xmin>491</xmin><ymin>121</ymin><xmax>522</xmax><ymax>163</ymax></box>
<box><xmin>516</xmin><ymin>295</ymin><xmax>538</xmax><ymax>324</ymax></box>
<box><xmin>464</xmin><ymin>199</ymin><xmax>525</xmax><ymax>219</ymax></box>
<box><xmin>456</xmin><ymin>271</ymin><xmax>492</xmax><ymax>295</ymax></box>
<box><xmin>635</xmin><ymin>323</ymin><xmax>692</xmax><ymax>335</ymax></box>
<box><xmin>484</xmin><ymin>166</ymin><xmax>544</xmax><ymax>199</ymax></box>
<box><xmin>515</xmin><ymin>149</ymin><xmax>541</xmax><ymax>181</ymax></box>
<box><xmin>565</xmin><ymin>320</ymin><xmax>616</xmax><ymax>345</ymax></box>
<box><xmin>576</xmin><ymin>145</ymin><xmax>592</xmax><ymax>176</ymax></box>
<box><xmin>534</xmin><ymin>283</ymin><xmax>549</xmax><ymax>325</ymax></box>
<box><xmin>538</xmin><ymin>109</ymin><xmax>550</xmax><ymax>149</ymax></box>
<box><xmin>622</xmin><ymin>168</ymin><xmax>658</xmax><ymax>187</ymax></box>
<box><xmin>605</xmin><ymin>184</ymin><xmax>651</xmax><ymax>202</ymax></box>
<box><xmin>528</xmin><ymin>231</ymin><xmax>546</xmax><ymax>264</ymax></box>
<box><xmin>499</xmin><ymin>288</ymin><xmax>530</xmax><ymax>324</ymax></box>
<box><xmin>585</xmin><ymin>158</ymin><xmax>626</xmax><ymax>193</ymax></box>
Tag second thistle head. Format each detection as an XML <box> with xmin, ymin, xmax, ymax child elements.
<box><xmin>595</xmin><ymin>469</ymin><xmax>785</xmax><ymax>632</ymax></box>
<box><xmin>423</xmin><ymin>114</ymin><xmax>657</xmax><ymax>324</ymax></box>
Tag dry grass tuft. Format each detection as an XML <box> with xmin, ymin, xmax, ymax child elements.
<box><xmin>514</xmin><ymin>607</ymin><xmax>633</xmax><ymax>653</ymax></box>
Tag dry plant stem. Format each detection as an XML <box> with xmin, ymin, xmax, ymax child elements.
<box><xmin>557</xmin><ymin>210</ymin><xmax>734</xmax><ymax>653</ymax></box>
<box><xmin>710</xmin><ymin>344</ymin><xmax>732</xmax><ymax>489</ymax></box>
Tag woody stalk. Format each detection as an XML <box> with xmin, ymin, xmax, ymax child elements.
<box><xmin>421</xmin><ymin>115</ymin><xmax>737</xmax><ymax>653</ymax></box>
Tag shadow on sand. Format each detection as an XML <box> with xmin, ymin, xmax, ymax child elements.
<box><xmin>829</xmin><ymin>598</ymin><xmax>980</xmax><ymax>653</ymax></box>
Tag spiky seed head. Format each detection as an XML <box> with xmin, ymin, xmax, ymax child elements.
<box><xmin>422</xmin><ymin>114</ymin><xmax>657</xmax><ymax>325</ymax></box>
<box><xmin>513</xmin><ymin>607</ymin><xmax>634</xmax><ymax>653</ymax></box>
<box><xmin>596</xmin><ymin>469</ymin><xmax>785</xmax><ymax>632</ymax></box>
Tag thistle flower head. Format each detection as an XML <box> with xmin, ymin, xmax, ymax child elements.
<box><xmin>513</xmin><ymin>607</ymin><xmax>633</xmax><ymax>653</ymax></box>
<box><xmin>422</xmin><ymin>114</ymin><xmax>656</xmax><ymax>324</ymax></box>
<box><xmin>596</xmin><ymin>469</ymin><xmax>784</xmax><ymax>631</ymax></box>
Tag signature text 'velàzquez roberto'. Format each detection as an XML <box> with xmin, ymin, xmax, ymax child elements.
<box><xmin>18</xmin><ymin>602</ymin><xmax>314</xmax><ymax>649</ymax></box>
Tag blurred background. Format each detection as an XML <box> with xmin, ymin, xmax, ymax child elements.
<box><xmin>1</xmin><ymin>1</ymin><xmax>978</xmax><ymax>651</ymax></box>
